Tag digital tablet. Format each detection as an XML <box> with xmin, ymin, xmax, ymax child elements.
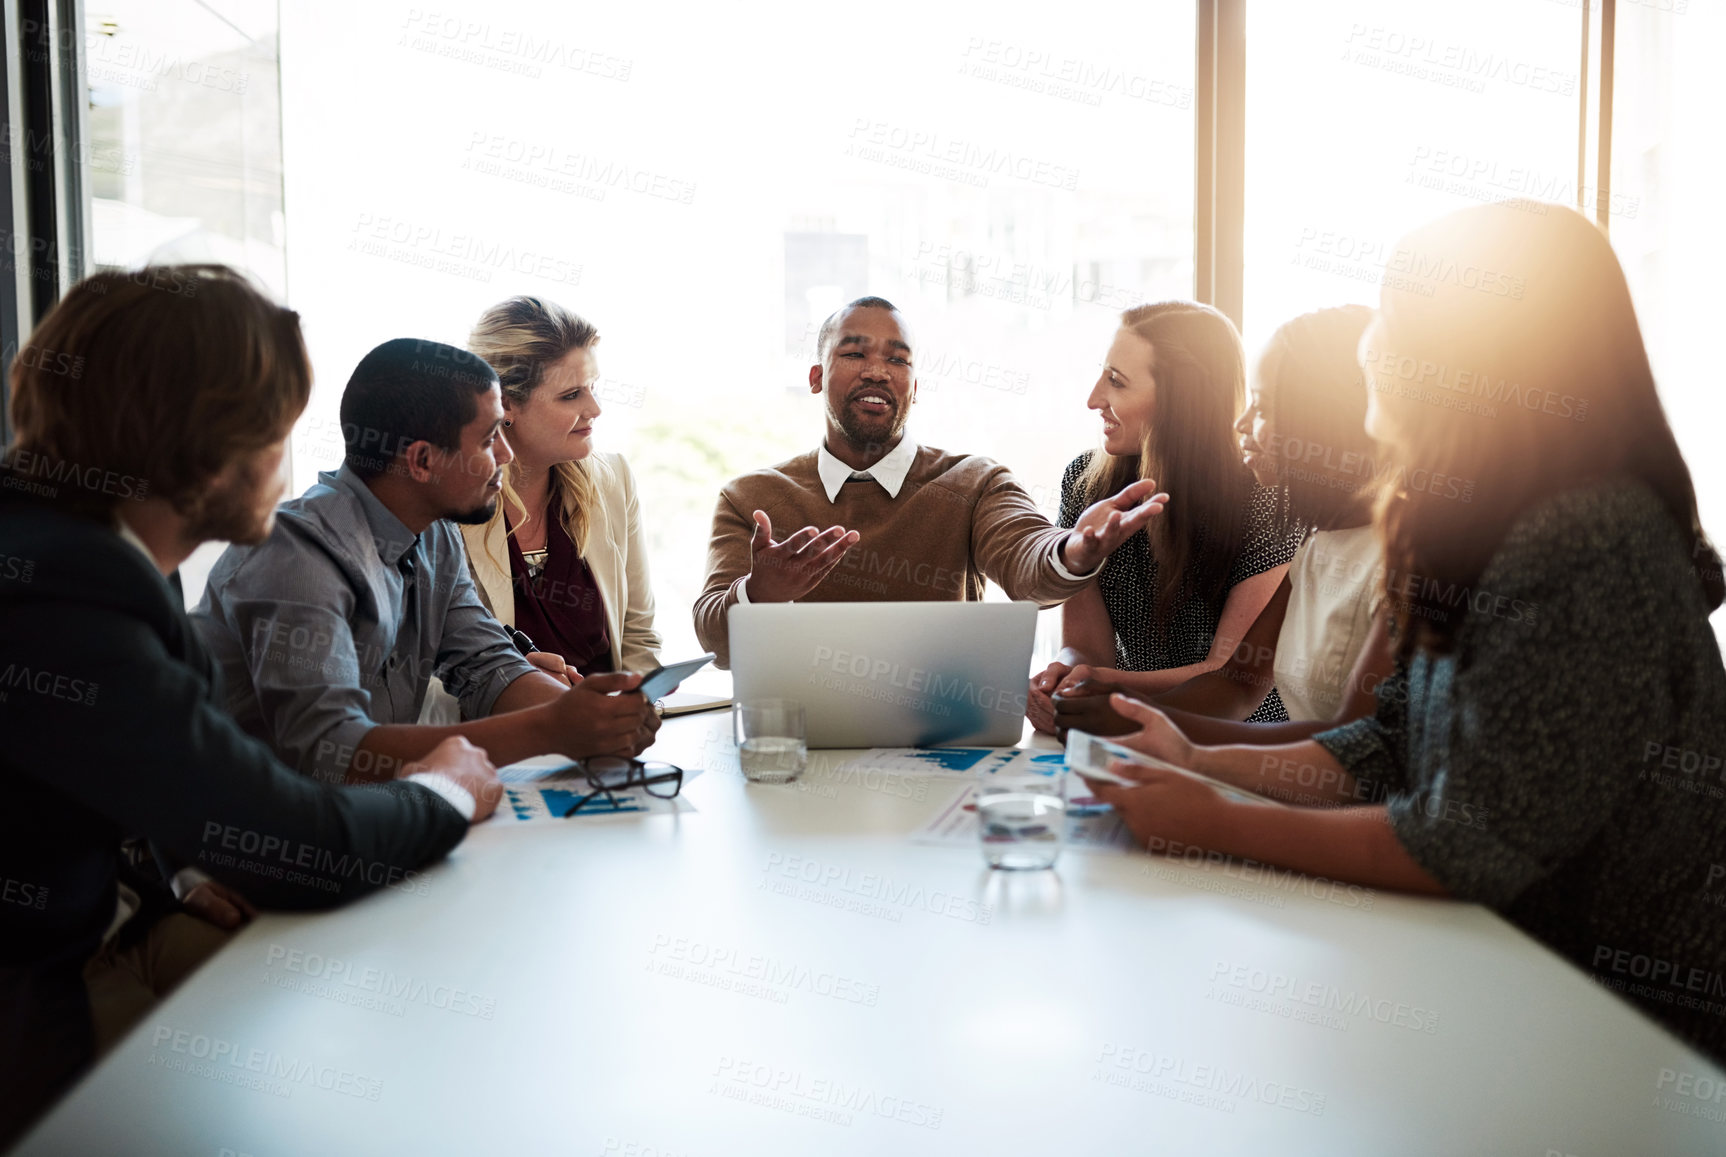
<box><xmin>637</xmin><ymin>653</ymin><xmax>716</xmax><ymax>701</ymax></box>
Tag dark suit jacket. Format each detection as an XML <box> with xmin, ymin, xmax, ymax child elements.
<box><xmin>0</xmin><ymin>475</ymin><xmax>469</xmax><ymax>1142</ymax></box>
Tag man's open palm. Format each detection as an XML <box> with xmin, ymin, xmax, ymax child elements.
<box><xmin>744</xmin><ymin>510</ymin><xmax>860</xmax><ymax>602</ymax></box>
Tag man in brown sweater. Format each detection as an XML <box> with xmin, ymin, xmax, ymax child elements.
<box><xmin>694</xmin><ymin>296</ymin><xmax>1167</xmax><ymax>667</ymax></box>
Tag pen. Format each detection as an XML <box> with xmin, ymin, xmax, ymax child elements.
<box><xmin>507</xmin><ymin>626</ymin><xmax>538</xmax><ymax>656</ymax></box>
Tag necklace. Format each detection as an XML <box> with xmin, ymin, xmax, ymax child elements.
<box><xmin>511</xmin><ymin>491</ymin><xmax>551</xmax><ymax>578</ymax></box>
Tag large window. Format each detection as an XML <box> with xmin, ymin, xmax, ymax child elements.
<box><xmin>1243</xmin><ymin>0</ymin><xmax>1581</xmax><ymax>350</ymax></box>
<box><xmin>278</xmin><ymin>0</ymin><xmax>1195</xmax><ymax>659</ymax></box>
<box><xmin>82</xmin><ymin>0</ymin><xmax>285</xmax><ymax>598</ymax></box>
<box><xmin>42</xmin><ymin>1</ymin><xmax>1722</xmax><ymax>642</ymax></box>
<box><xmin>1608</xmin><ymin>0</ymin><xmax>1726</xmax><ymax>597</ymax></box>
<box><xmin>85</xmin><ymin>1</ymin><xmax>284</xmax><ymax>293</ymax></box>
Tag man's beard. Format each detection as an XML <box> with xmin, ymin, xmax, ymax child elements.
<box><xmin>448</xmin><ymin>494</ymin><xmax>499</xmax><ymax>525</ymax></box>
<box><xmin>180</xmin><ymin>455</ymin><xmax>278</xmax><ymax>545</ymax></box>
<box><xmin>835</xmin><ymin>401</ymin><xmax>908</xmax><ymax>455</ymax></box>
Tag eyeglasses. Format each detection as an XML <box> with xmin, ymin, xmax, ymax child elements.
<box><xmin>560</xmin><ymin>756</ymin><xmax>684</xmax><ymax>818</ymax></box>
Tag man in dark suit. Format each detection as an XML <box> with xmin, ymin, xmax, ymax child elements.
<box><xmin>0</xmin><ymin>265</ymin><xmax>500</xmax><ymax>1145</ymax></box>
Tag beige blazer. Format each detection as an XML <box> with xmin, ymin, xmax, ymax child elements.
<box><xmin>459</xmin><ymin>451</ymin><xmax>662</xmax><ymax>673</ymax></box>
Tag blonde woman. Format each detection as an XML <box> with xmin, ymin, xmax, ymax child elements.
<box><xmin>462</xmin><ymin>296</ymin><xmax>660</xmax><ymax>678</ymax></box>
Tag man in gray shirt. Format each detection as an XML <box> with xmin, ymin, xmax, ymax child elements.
<box><xmin>193</xmin><ymin>338</ymin><xmax>658</xmax><ymax>785</ymax></box>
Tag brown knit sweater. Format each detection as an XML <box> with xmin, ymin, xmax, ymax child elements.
<box><xmin>694</xmin><ymin>445</ymin><xmax>1091</xmax><ymax>667</ymax></box>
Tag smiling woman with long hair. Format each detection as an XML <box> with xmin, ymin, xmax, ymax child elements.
<box><xmin>1085</xmin><ymin>202</ymin><xmax>1726</xmax><ymax>1061</ymax></box>
<box><xmin>1028</xmin><ymin>302</ymin><xmax>1307</xmax><ymax>730</ymax></box>
<box><xmin>1054</xmin><ymin>305</ymin><xmax>1395</xmax><ymax>741</ymax></box>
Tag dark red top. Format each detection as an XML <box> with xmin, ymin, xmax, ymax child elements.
<box><xmin>506</xmin><ymin>515</ymin><xmax>614</xmax><ymax>676</ymax></box>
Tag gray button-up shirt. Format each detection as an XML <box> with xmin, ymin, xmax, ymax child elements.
<box><xmin>191</xmin><ymin>465</ymin><xmax>536</xmax><ymax>783</ymax></box>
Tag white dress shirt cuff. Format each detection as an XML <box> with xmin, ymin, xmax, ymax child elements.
<box><xmin>407</xmin><ymin>772</ymin><xmax>477</xmax><ymax>821</ymax></box>
<box><xmin>170</xmin><ymin>867</ymin><xmax>212</xmax><ymax>902</ymax></box>
<box><xmin>735</xmin><ymin>575</ymin><xmax>751</xmax><ymax>605</ymax></box>
<box><xmin>1048</xmin><ymin>537</ymin><xmax>1099</xmax><ymax>582</ymax></box>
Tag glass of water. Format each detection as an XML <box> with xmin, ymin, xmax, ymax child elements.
<box><xmin>977</xmin><ymin>765</ymin><xmax>1067</xmax><ymax>870</ymax></box>
<box><xmin>733</xmin><ymin>698</ymin><xmax>808</xmax><ymax>784</ymax></box>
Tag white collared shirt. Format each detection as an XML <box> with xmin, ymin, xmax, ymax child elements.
<box><xmin>815</xmin><ymin>435</ymin><xmax>918</xmax><ymax>503</ymax></box>
<box><xmin>114</xmin><ymin>517</ymin><xmax>156</xmax><ymax>567</ymax></box>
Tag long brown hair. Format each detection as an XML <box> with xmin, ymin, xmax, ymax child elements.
<box><xmin>1368</xmin><ymin>202</ymin><xmax>1722</xmax><ymax>654</ymax></box>
<box><xmin>7</xmin><ymin>265</ymin><xmax>309</xmax><ymax>516</ymax></box>
<box><xmin>467</xmin><ymin>296</ymin><xmax>601</xmax><ymax>561</ymax></box>
<box><xmin>1256</xmin><ymin>305</ymin><xmax>1377</xmax><ymax>532</ymax></box>
<box><xmin>1080</xmin><ymin>301</ymin><xmax>1253</xmax><ymax>633</ymax></box>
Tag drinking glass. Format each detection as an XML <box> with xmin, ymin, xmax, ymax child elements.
<box><xmin>733</xmin><ymin>698</ymin><xmax>808</xmax><ymax>784</ymax></box>
<box><xmin>977</xmin><ymin>765</ymin><xmax>1067</xmax><ymax>869</ymax></box>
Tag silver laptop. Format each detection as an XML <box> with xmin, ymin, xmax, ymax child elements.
<box><xmin>728</xmin><ymin>601</ymin><xmax>1037</xmax><ymax>748</ymax></box>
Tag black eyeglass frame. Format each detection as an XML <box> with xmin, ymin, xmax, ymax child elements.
<box><xmin>560</xmin><ymin>756</ymin><xmax>684</xmax><ymax>818</ymax></box>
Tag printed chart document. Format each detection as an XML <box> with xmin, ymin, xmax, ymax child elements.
<box><xmin>898</xmin><ymin>745</ymin><xmax>1137</xmax><ymax>853</ymax></box>
<box><xmin>832</xmin><ymin>747</ymin><xmax>1016</xmax><ymax>776</ymax></box>
<box><xmin>491</xmin><ymin>755</ymin><xmax>701</xmax><ymax>824</ymax></box>
<box><xmin>913</xmin><ymin>782</ymin><xmax>1136</xmax><ymax>854</ymax></box>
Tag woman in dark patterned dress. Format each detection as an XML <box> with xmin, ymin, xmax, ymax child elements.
<box><xmin>1085</xmin><ymin>203</ymin><xmax>1726</xmax><ymax>1063</ymax></box>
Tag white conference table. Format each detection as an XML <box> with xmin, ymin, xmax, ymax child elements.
<box><xmin>18</xmin><ymin>711</ymin><xmax>1726</xmax><ymax>1156</ymax></box>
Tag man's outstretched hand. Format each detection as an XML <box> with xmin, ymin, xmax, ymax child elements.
<box><xmin>743</xmin><ymin>510</ymin><xmax>860</xmax><ymax>603</ymax></box>
<box><xmin>1061</xmin><ymin>479</ymin><xmax>1168</xmax><ymax>574</ymax></box>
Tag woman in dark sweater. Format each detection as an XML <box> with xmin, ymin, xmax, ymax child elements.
<box><xmin>1084</xmin><ymin>203</ymin><xmax>1726</xmax><ymax>1061</ymax></box>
